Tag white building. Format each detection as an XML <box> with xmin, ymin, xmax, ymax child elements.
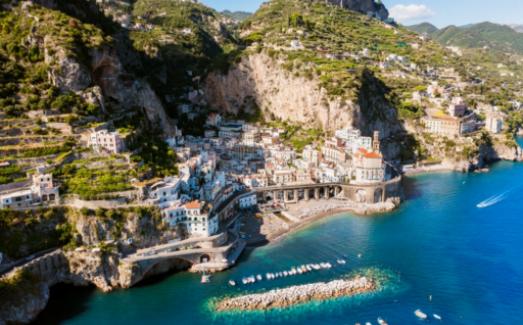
<box><xmin>273</xmin><ymin>169</ymin><xmax>295</xmax><ymax>185</ymax></box>
<box><xmin>149</xmin><ymin>177</ymin><xmax>184</xmax><ymax>207</ymax></box>
<box><xmin>302</xmin><ymin>145</ymin><xmax>320</xmax><ymax>167</ymax></box>
<box><xmin>485</xmin><ymin>112</ymin><xmax>504</xmax><ymax>134</ymax></box>
<box><xmin>0</xmin><ymin>166</ymin><xmax>60</xmax><ymax>209</ymax></box>
<box><xmin>335</xmin><ymin>128</ymin><xmax>372</xmax><ymax>153</ymax></box>
<box><xmin>88</xmin><ymin>128</ymin><xmax>126</xmax><ymax>154</ymax></box>
<box><xmin>322</xmin><ymin>138</ymin><xmax>348</xmax><ymax>164</ymax></box>
<box><xmin>218</xmin><ymin>123</ymin><xmax>243</xmax><ymax>138</ymax></box>
<box><xmin>162</xmin><ymin>200</ymin><xmax>219</xmax><ymax>237</ymax></box>
<box><xmin>239</xmin><ymin>193</ymin><xmax>257</xmax><ymax>209</ymax></box>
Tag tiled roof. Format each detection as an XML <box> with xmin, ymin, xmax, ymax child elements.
<box><xmin>184</xmin><ymin>200</ymin><xmax>201</xmax><ymax>209</ymax></box>
<box><xmin>357</xmin><ymin>148</ymin><xmax>382</xmax><ymax>159</ymax></box>
<box><xmin>0</xmin><ymin>180</ymin><xmax>31</xmax><ymax>194</ymax></box>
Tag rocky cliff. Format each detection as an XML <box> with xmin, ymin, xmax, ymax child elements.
<box><xmin>17</xmin><ymin>0</ymin><xmax>177</xmax><ymax>135</ymax></box>
<box><xmin>0</xmin><ymin>248</ymin><xmax>190</xmax><ymax>324</ymax></box>
<box><xmin>322</xmin><ymin>0</ymin><xmax>389</xmax><ymax>20</ymax></box>
<box><xmin>205</xmin><ymin>52</ymin><xmax>406</xmax><ymax>160</ymax></box>
<box><xmin>206</xmin><ymin>53</ymin><xmax>356</xmax><ymax>130</ymax></box>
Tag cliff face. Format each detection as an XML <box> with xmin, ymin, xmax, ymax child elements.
<box><xmin>323</xmin><ymin>0</ymin><xmax>389</xmax><ymax>20</ymax></box>
<box><xmin>0</xmin><ymin>249</ymin><xmax>190</xmax><ymax>324</ymax></box>
<box><xmin>205</xmin><ymin>53</ymin><xmax>356</xmax><ymax>130</ymax></box>
<box><xmin>205</xmin><ymin>53</ymin><xmax>405</xmax><ymax>160</ymax></box>
<box><xmin>18</xmin><ymin>0</ymin><xmax>177</xmax><ymax>135</ymax></box>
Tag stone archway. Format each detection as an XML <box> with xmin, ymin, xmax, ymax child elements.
<box><xmin>200</xmin><ymin>254</ymin><xmax>211</xmax><ymax>263</ymax></box>
<box><xmin>356</xmin><ymin>189</ymin><xmax>367</xmax><ymax>203</ymax></box>
<box><xmin>374</xmin><ymin>188</ymin><xmax>383</xmax><ymax>203</ymax></box>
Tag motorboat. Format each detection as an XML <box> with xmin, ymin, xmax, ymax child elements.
<box><xmin>433</xmin><ymin>314</ymin><xmax>442</xmax><ymax>320</ymax></box>
<box><xmin>414</xmin><ymin>309</ymin><xmax>428</xmax><ymax>320</ymax></box>
<box><xmin>377</xmin><ymin>317</ymin><xmax>388</xmax><ymax>325</ymax></box>
<box><xmin>228</xmin><ymin>280</ymin><xmax>236</xmax><ymax>286</ymax></box>
<box><xmin>201</xmin><ymin>274</ymin><xmax>211</xmax><ymax>284</ymax></box>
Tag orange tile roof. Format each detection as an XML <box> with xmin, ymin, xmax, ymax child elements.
<box><xmin>184</xmin><ymin>200</ymin><xmax>201</xmax><ymax>209</ymax></box>
<box><xmin>357</xmin><ymin>148</ymin><xmax>382</xmax><ymax>159</ymax></box>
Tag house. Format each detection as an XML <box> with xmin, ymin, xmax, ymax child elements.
<box><xmin>485</xmin><ymin>111</ymin><xmax>504</xmax><ymax>134</ymax></box>
<box><xmin>422</xmin><ymin>110</ymin><xmax>476</xmax><ymax>137</ymax></box>
<box><xmin>218</xmin><ymin>122</ymin><xmax>243</xmax><ymax>138</ymax></box>
<box><xmin>162</xmin><ymin>200</ymin><xmax>219</xmax><ymax>237</ymax></box>
<box><xmin>273</xmin><ymin>169</ymin><xmax>295</xmax><ymax>185</ymax></box>
<box><xmin>321</xmin><ymin>138</ymin><xmax>348</xmax><ymax>163</ymax></box>
<box><xmin>88</xmin><ymin>128</ymin><xmax>127</xmax><ymax>154</ymax></box>
<box><xmin>239</xmin><ymin>194</ymin><xmax>257</xmax><ymax>209</ymax></box>
<box><xmin>148</xmin><ymin>176</ymin><xmax>184</xmax><ymax>208</ymax></box>
<box><xmin>302</xmin><ymin>145</ymin><xmax>321</xmax><ymax>167</ymax></box>
<box><xmin>0</xmin><ymin>166</ymin><xmax>60</xmax><ymax>209</ymax></box>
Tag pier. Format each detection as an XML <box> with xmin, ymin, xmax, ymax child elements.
<box><xmin>215</xmin><ymin>275</ymin><xmax>377</xmax><ymax>311</ymax></box>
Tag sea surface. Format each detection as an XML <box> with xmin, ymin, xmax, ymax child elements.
<box><xmin>36</xmin><ymin>160</ymin><xmax>523</xmax><ymax>325</ymax></box>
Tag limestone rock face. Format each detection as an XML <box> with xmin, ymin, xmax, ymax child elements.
<box><xmin>322</xmin><ymin>0</ymin><xmax>389</xmax><ymax>20</ymax></box>
<box><xmin>44</xmin><ymin>36</ymin><xmax>92</xmax><ymax>92</ymax></box>
<box><xmin>205</xmin><ymin>53</ymin><xmax>357</xmax><ymax>131</ymax></box>
<box><xmin>205</xmin><ymin>53</ymin><xmax>405</xmax><ymax>161</ymax></box>
<box><xmin>89</xmin><ymin>47</ymin><xmax>178</xmax><ymax>135</ymax></box>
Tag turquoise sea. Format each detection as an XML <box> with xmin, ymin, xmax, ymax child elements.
<box><xmin>36</xmin><ymin>160</ymin><xmax>523</xmax><ymax>324</ymax></box>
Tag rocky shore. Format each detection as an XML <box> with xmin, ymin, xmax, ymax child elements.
<box><xmin>254</xmin><ymin>198</ymin><xmax>400</xmax><ymax>244</ymax></box>
<box><xmin>215</xmin><ymin>275</ymin><xmax>376</xmax><ymax>311</ymax></box>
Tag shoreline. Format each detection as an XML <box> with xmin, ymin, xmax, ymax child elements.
<box><xmin>245</xmin><ymin>199</ymin><xmax>400</xmax><ymax>246</ymax></box>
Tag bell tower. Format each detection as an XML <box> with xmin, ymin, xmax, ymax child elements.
<box><xmin>372</xmin><ymin>131</ymin><xmax>380</xmax><ymax>152</ymax></box>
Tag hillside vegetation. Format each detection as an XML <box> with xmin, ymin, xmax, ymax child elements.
<box><xmin>409</xmin><ymin>22</ymin><xmax>523</xmax><ymax>56</ymax></box>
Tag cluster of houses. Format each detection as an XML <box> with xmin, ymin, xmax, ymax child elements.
<box><xmin>413</xmin><ymin>82</ymin><xmax>506</xmax><ymax>137</ymax></box>
<box><xmin>137</xmin><ymin>115</ymin><xmax>389</xmax><ymax>238</ymax></box>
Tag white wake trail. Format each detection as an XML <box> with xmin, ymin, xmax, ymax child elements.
<box><xmin>476</xmin><ymin>191</ymin><xmax>509</xmax><ymax>209</ymax></box>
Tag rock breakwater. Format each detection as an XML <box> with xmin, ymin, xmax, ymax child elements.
<box><xmin>215</xmin><ymin>275</ymin><xmax>376</xmax><ymax>311</ymax></box>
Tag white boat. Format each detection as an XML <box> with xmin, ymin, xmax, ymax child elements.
<box><xmin>377</xmin><ymin>317</ymin><xmax>388</xmax><ymax>325</ymax></box>
<box><xmin>433</xmin><ymin>314</ymin><xmax>442</xmax><ymax>320</ymax></box>
<box><xmin>256</xmin><ymin>274</ymin><xmax>262</xmax><ymax>281</ymax></box>
<box><xmin>337</xmin><ymin>259</ymin><xmax>347</xmax><ymax>265</ymax></box>
<box><xmin>201</xmin><ymin>274</ymin><xmax>211</xmax><ymax>284</ymax></box>
<box><xmin>414</xmin><ymin>309</ymin><xmax>428</xmax><ymax>320</ymax></box>
<box><xmin>358</xmin><ymin>253</ymin><xmax>363</xmax><ymax>258</ymax></box>
<box><xmin>228</xmin><ymin>280</ymin><xmax>236</xmax><ymax>286</ymax></box>
<box><xmin>365</xmin><ymin>322</ymin><xmax>372</xmax><ymax>325</ymax></box>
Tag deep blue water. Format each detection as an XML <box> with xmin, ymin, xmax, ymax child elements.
<box><xmin>38</xmin><ymin>161</ymin><xmax>523</xmax><ymax>325</ymax></box>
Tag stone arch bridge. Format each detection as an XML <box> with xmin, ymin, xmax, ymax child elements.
<box><xmin>253</xmin><ymin>176</ymin><xmax>402</xmax><ymax>205</ymax></box>
<box><xmin>122</xmin><ymin>231</ymin><xmax>245</xmax><ymax>274</ymax></box>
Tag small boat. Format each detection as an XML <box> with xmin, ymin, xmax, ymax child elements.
<box><xmin>337</xmin><ymin>259</ymin><xmax>347</xmax><ymax>265</ymax></box>
<box><xmin>414</xmin><ymin>309</ymin><xmax>428</xmax><ymax>320</ymax></box>
<box><xmin>201</xmin><ymin>274</ymin><xmax>211</xmax><ymax>284</ymax></box>
<box><xmin>228</xmin><ymin>280</ymin><xmax>236</xmax><ymax>286</ymax></box>
<box><xmin>365</xmin><ymin>322</ymin><xmax>372</xmax><ymax>325</ymax></box>
<box><xmin>357</xmin><ymin>253</ymin><xmax>363</xmax><ymax>258</ymax></box>
<box><xmin>256</xmin><ymin>274</ymin><xmax>262</xmax><ymax>281</ymax></box>
<box><xmin>433</xmin><ymin>314</ymin><xmax>442</xmax><ymax>320</ymax></box>
<box><xmin>377</xmin><ymin>317</ymin><xmax>388</xmax><ymax>325</ymax></box>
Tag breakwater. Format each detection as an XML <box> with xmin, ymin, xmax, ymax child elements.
<box><xmin>215</xmin><ymin>275</ymin><xmax>376</xmax><ymax>311</ymax></box>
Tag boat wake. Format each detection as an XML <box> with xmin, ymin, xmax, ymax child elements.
<box><xmin>476</xmin><ymin>191</ymin><xmax>509</xmax><ymax>209</ymax></box>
